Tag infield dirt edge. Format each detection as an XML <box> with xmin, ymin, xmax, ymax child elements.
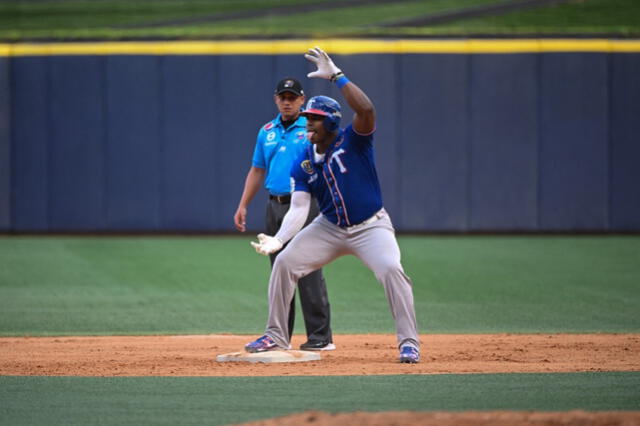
<box><xmin>1</xmin><ymin>333</ymin><xmax>638</xmax><ymax>377</ymax></box>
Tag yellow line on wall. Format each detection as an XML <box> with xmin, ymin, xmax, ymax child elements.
<box><xmin>1</xmin><ymin>39</ymin><xmax>640</xmax><ymax>56</ymax></box>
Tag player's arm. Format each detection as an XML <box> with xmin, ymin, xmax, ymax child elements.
<box><xmin>251</xmin><ymin>191</ymin><xmax>310</xmax><ymax>256</ymax></box>
<box><xmin>274</xmin><ymin>191</ymin><xmax>311</xmax><ymax>244</ymax></box>
<box><xmin>305</xmin><ymin>46</ymin><xmax>375</xmax><ymax>135</ymax></box>
<box><xmin>234</xmin><ymin>166</ymin><xmax>266</xmax><ymax>232</ymax></box>
<box><xmin>340</xmin><ymin>79</ymin><xmax>375</xmax><ymax>135</ymax></box>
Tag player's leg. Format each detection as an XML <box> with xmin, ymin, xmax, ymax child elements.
<box><xmin>266</xmin><ymin>199</ymin><xmax>296</xmax><ymax>342</ymax></box>
<box><xmin>264</xmin><ymin>216</ymin><xmax>345</xmax><ymax>348</ymax></box>
<box><xmin>297</xmin><ymin>199</ymin><xmax>333</xmax><ymax>349</ymax></box>
<box><xmin>348</xmin><ymin>213</ymin><xmax>420</xmax><ymax>353</ymax></box>
<box><xmin>269</xmin><ymin>251</ymin><xmax>296</xmax><ymax>343</ymax></box>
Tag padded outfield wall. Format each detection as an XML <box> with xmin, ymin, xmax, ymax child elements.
<box><xmin>1</xmin><ymin>40</ymin><xmax>639</xmax><ymax>233</ymax></box>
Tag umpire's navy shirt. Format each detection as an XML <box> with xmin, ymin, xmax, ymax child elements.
<box><xmin>252</xmin><ymin>114</ymin><xmax>309</xmax><ymax>196</ymax></box>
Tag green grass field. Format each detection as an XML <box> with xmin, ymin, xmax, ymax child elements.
<box><xmin>2</xmin><ymin>374</ymin><xmax>639</xmax><ymax>425</ymax></box>
<box><xmin>433</xmin><ymin>0</ymin><xmax>640</xmax><ymax>36</ymax></box>
<box><xmin>1</xmin><ymin>1</ymin><xmax>638</xmax><ymax>423</ymax></box>
<box><xmin>1</xmin><ymin>236</ymin><xmax>638</xmax><ymax>336</ymax></box>
<box><xmin>1</xmin><ymin>235</ymin><xmax>639</xmax><ymax>424</ymax></box>
<box><xmin>1</xmin><ymin>0</ymin><xmax>639</xmax><ymax>40</ymax></box>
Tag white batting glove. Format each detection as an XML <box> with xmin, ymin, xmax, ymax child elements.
<box><xmin>305</xmin><ymin>46</ymin><xmax>341</xmax><ymax>80</ymax></box>
<box><xmin>250</xmin><ymin>233</ymin><xmax>283</xmax><ymax>256</ymax></box>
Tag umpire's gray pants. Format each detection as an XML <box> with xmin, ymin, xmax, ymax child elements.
<box><xmin>265</xmin><ymin>210</ymin><xmax>419</xmax><ymax>350</ymax></box>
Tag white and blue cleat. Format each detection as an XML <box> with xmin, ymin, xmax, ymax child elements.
<box><xmin>399</xmin><ymin>345</ymin><xmax>420</xmax><ymax>364</ymax></box>
<box><xmin>244</xmin><ymin>335</ymin><xmax>279</xmax><ymax>353</ymax></box>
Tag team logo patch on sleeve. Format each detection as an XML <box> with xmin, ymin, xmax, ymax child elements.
<box><xmin>263</xmin><ymin>122</ymin><xmax>274</xmax><ymax>131</ymax></box>
<box><xmin>301</xmin><ymin>159</ymin><xmax>314</xmax><ymax>175</ymax></box>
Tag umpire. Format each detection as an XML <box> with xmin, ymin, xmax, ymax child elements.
<box><xmin>233</xmin><ymin>78</ymin><xmax>334</xmax><ymax>351</ymax></box>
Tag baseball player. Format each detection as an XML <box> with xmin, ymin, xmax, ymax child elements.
<box><xmin>245</xmin><ymin>47</ymin><xmax>420</xmax><ymax>363</ymax></box>
<box><xmin>234</xmin><ymin>77</ymin><xmax>334</xmax><ymax>351</ymax></box>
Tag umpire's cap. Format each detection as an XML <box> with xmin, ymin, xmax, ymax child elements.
<box><xmin>275</xmin><ymin>78</ymin><xmax>304</xmax><ymax>96</ymax></box>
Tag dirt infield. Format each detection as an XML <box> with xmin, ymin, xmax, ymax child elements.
<box><xmin>237</xmin><ymin>410</ymin><xmax>640</xmax><ymax>426</ymax></box>
<box><xmin>1</xmin><ymin>333</ymin><xmax>639</xmax><ymax>376</ymax></box>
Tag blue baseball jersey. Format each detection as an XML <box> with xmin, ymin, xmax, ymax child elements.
<box><xmin>291</xmin><ymin>124</ymin><xmax>383</xmax><ymax>227</ymax></box>
<box><xmin>252</xmin><ymin>114</ymin><xmax>309</xmax><ymax>196</ymax></box>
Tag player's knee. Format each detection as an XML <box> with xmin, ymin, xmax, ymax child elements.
<box><xmin>272</xmin><ymin>254</ymin><xmax>288</xmax><ymax>272</ymax></box>
<box><xmin>373</xmin><ymin>260</ymin><xmax>404</xmax><ymax>283</ymax></box>
<box><xmin>273</xmin><ymin>249</ymin><xmax>296</xmax><ymax>272</ymax></box>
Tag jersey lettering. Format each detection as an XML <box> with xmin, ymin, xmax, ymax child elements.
<box><xmin>329</xmin><ymin>148</ymin><xmax>347</xmax><ymax>173</ymax></box>
<box><xmin>291</xmin><ymin>125</ymin><xmax>381</xmax><ymax>227</ymax></box>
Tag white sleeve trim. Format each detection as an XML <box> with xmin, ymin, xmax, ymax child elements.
<box><xmin>274</xmin><ymin>191</ymin><xmax>311</xmax><ymax>245</ymax></box>
<box><xmin>353</xmin><ymin>124</ymin><xmax>376</xmax><ymax>136</ymax></box>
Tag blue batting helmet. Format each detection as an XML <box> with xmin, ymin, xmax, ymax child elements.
<box><xmin>301</xmin><ymin>96</ymin><xmax>342</xmax><ymax>132</ymax></box>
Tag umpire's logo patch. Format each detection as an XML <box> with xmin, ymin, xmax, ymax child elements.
<box><xmin>301</xmin><ymin>159</ymin><xmax>314</xmax><ymax>175</ymax></box>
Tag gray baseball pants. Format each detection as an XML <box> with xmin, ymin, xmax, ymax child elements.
<box><xmin>264</xmin><ymin>209</ymin><xmax>420</xmax><ymax>350</ymax></box>
<box><xmin>266</xmin><ymin>197</ymin><xmax>332</xmax><ymax>343</ymax></box>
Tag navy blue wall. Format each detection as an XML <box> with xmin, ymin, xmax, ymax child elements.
<box><xmin>610</xmin><ymin>54</ymin><xmax>640</xmax><ymax>231</ymax></box>
<box><xmin>0</xmin><ymin>57</ymin><xmax>9</xmax><ymax>231</ymax></box>
<box><xmin>11</xmin><ymin>57</ymin><xmax>49</xmax><ymax>231</ymax></box>
<box><xmin>538</xmin><ymin>53</ymin><xmax>609</xmax><ymax>230</ymax></box>
<box><xmin>5</xmin><ymin>52</ymin><xmax>640</xmax><ymax>232</ymax></box>
<box><xmin>106</xmin><ymin>56</ymin><xmax>161</xmax><ymax>231</ymax></box>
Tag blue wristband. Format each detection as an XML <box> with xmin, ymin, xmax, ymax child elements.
<box><xmin>335</xmin><ymin>75</ymin><xmax>350</xmax><ymax>89</ymax></box>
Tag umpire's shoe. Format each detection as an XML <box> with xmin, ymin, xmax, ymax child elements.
<box><xmin>300</xmin><ymin>340</ymin><xmax>336</xmax><ymax>351</ymax></box>
<box><xmin>245</xmin><ymin>335</ymin><xmax>279</xmax><ymax>353</ymax></box>
<box><xmin>399</xmin><ymin>345</ymin><xmax>420</xmax><ymax>363</ymax></box>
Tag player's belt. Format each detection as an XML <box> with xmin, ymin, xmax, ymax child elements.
<box><xmin>269</xmin><ymin>194</ymin><xmax>291</xmax><ymax>204</ymax></box>
<box><xmin>345</xmin><ymin>208</ymin><xmax>386</xmax><ymax>231</ymax></box>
